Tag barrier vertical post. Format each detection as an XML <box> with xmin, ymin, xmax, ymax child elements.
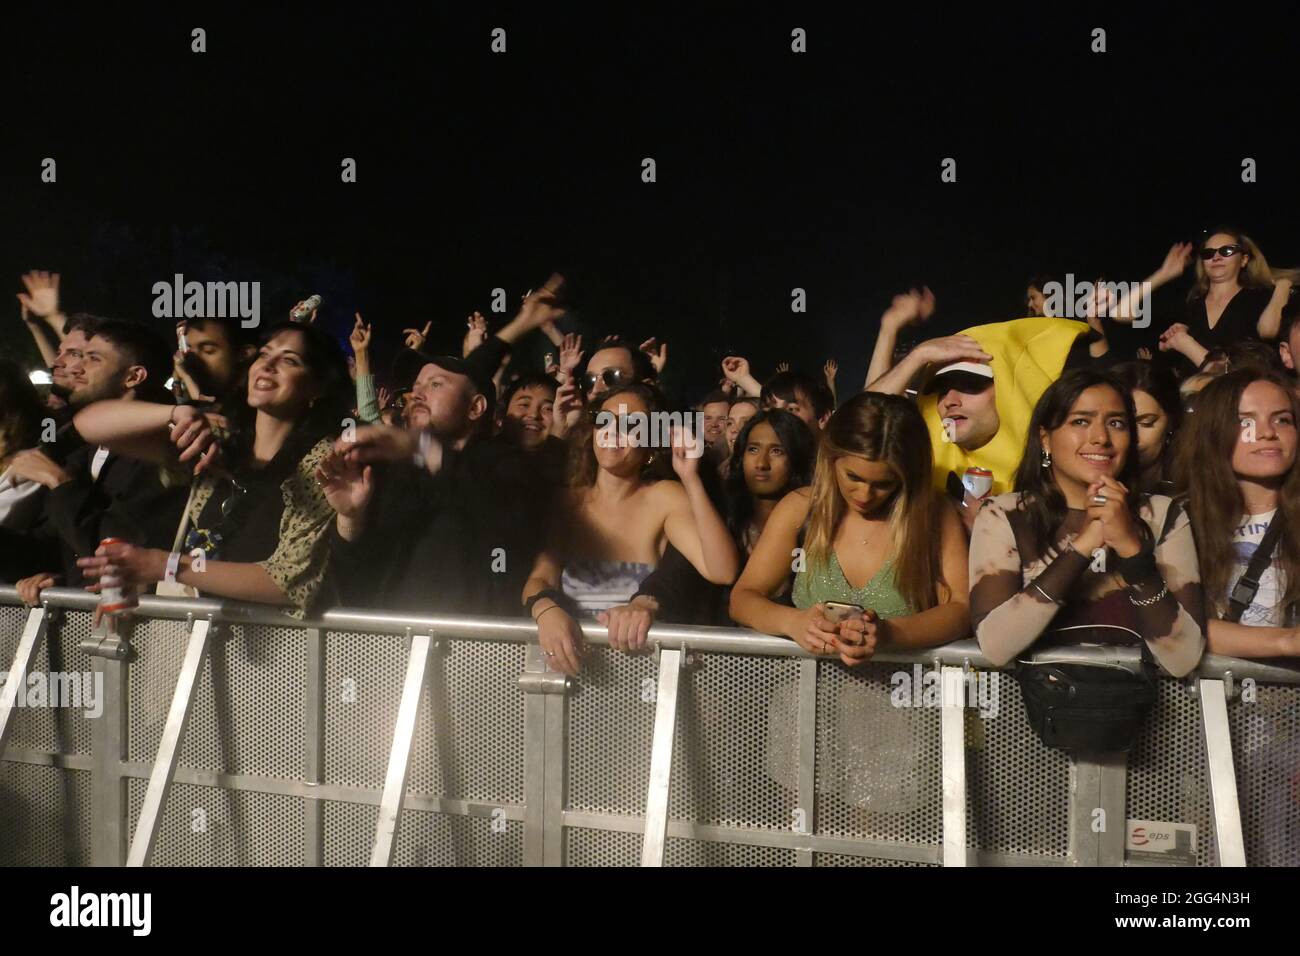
<box><xmin>0</xmin><ymin>606</ymin><xmax>49</xmax><ymax>757</ymax></box>
<box><xmin>1198</xmin><ymin>678</ymin><xmax>1246</xmax><ymax>866</ymax></box>
<box><xmin>940</xmin><ymin>665</ymin><xmax>968</xmax><ymax>866</ymax></box>
<box><xmin>369</xmin><ymin>630</ymin><xmax>433</xmax><ymax>866</ymax></box>
<box><xmin>127</xmin><ymin>615</ymin><xmax>215</xmax><ymax>867</ymax></box>
<box><xmin>640</xmin><ymin>645</ymin><xmax>684</xmax><ymax>866</ymax></box>
<box><xmin>795</xmin><ymin>658</ymin><xmax>817</xmax><ymax>866</ymax></box>
<box><xmin>304</xmin><ymin>627</ymin><xmax>325</xmax><ymax>866</ymax></box>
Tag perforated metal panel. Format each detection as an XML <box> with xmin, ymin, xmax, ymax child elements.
<box><xmin>564</xmin><ymin>825</ymin><xmax>642</xmax><ymax>867</ymax></box>
<box><xmin>325</xmin><ymin>633</ymin><xmax>525</xmax><ymax>803</ymax></box>
<box><xmin>0</xmin><ymin>608</ymin><xmax>95</xmax><ymax>756</ymax></box>
<box><xmin>664</xmin><ymin>837</ymin><xmax>796</xmax><ymax>866</ymax></box>
<box><xmin>322</xmin><ymin>799</ymin><xmax>379</xmax><ymax>867</ymax></box>
<box><xmin>669</xmin><ymin>652</ymin><xmax>799</xmax><ymax>830</ymax></box>
<box><xmin>127</xmin><ymin>615</ymin><xmax>196</xmax><ymax>763</ymax></box>
<box><xmin>814</xmin><ymin>662</ymin><xmax>941</xmax><ymax>847</ymax></box>
<box><xmin>393</xmin><ymin>809</ymin><xmax>523</xmax><ymax>866</ymax></box>
<box><xmin>970</xmin><ymin>670</ymin><xmax>1071</xmax><ymax>858</ymax></box>
<box><xmin>1126</xmin><ymin>678</ymin><xmax>1215</xmax><ymax>866</ymax></box>
<box><xmin>566</xmin><ymin>647</ymin><xmax>659</xmax><ymax>814</ymax></box>
<box><xmin>0</xmin><ymin>764</ymin><xmax>92</xmax><ymax>865</ymax></box>
<box><xmin>1230</xmin><ymin>682</ymin><xmax>1300</xmax><ymax>867</ymax></box>
<box><xmin>815</xmin><ymin>852</ymin><xmax>937</xmax><ymax>867</ymax></box>
<box><xmin>126</xmin><ymin>778</ymin><xmax>304</xmax><ymax>866</ymax></box>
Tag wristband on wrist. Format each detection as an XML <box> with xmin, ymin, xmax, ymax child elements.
<box><xmin>163</xmin><ymin>551</ymin><xmax>182</xmax><ymax>585</ymax></box>
<box><xmin>525</xmin><ymin>588</ymin><xmax>569</xmax><ymax>619</ymax></box>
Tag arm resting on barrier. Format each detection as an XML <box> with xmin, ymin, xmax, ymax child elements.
<box><xmin>869</xmin><ymin>502</ymin><xmax>971</xmax><ymax>650</ymax></box>
<box><xmin>1207</xmin><ymin>619</ymin><xmax>1300</xmax><ymax>659</ymax></box>
<box><xmin>1124</xmin><ymin>500</ymin><xmax>1205</xmax><ymax>677</ymax></box>
<box><xmin>729</xmin><ymin>489</ymin><xmax>811</xmax><ymax>640</ymax></box>
<box><xmin>969</xmin><ymin>498</ymin><xmax>1087</xmax><ymax>667</ymax></box>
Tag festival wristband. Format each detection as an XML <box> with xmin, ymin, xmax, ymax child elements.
<box><xmin>163</xmin><ymin>551</ymin><xmax>182</xmax><ymax>585</ymax></box>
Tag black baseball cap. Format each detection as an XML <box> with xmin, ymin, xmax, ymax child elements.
<box><xmin>391</xmin><ymin>348</ymin><xmax>497</xmax><ymax>419</ymax></box>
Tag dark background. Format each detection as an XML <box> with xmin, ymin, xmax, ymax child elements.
<box><xmin>2</xmin><ymin>4</ymin><xmax>1296</xmax><ymax>400</ymax></box>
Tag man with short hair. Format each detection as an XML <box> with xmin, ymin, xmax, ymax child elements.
<box><xmin>175</xmin><ymin>316</ymin><xmax>257</xmax><ymax>404</ymax></box>
<box><xmin>760</xmin><ymin>370</ymin><xmax>834</xmax><ymax>432</ymax></box>
<box><xmin>322</xmin><ymin>284</ymin><xmax>567</xmax><ymax>614</ymax></box>
<box><xmin>2</xmin><ymin>320</ymin><xmax>187</xmax><ymax>594</ymax></box>
<box><xmin>1278</xmin><ymin>303</ymin><xmax>1300</xmax><ymax>384</ymax></box>
<box><xmin>697</xmin><ymin>389</ymin><xmax>732</xmax><ymax>448</ymax></box>
<box><xmin>868</xmin><ymin>316</ymin><xmax>1088</xmax><ymax>530</ymax></box>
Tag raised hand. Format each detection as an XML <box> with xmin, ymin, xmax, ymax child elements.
<box><xmin>1153</xmin><ymin>242</ymin><xmax>1194</xmax><ymax>285</ymax></box>
<box><xmin>462</xmin><ymin>312</ymin><xmax>488</xmax><ymax>357</ymax></box>
<box><xmin>721</xmin><ymin>356</ymin><xmax>751</xmax><ymax>383</ymax></box>
<box><xmin>314</xmin><ymin>451</ymin><xmax>375</xmax><ymax>520</ymax></box>
<box><xmin>515</xmin><ymin>274</ymin><xmax>567</xmax><ymax>333</ymax></box>
<box><xmin>551</xmin><ymin>380</ymin><xmax>584</xmax><ymax>438</ymax></box>
<box><xmin>639</xmin><ymin>337</ymin><xmax>668</xmax><ymax>374</ymax></box>
<box><xmin>336</xmin><ymin>424</ymin><xmax>419</xmax><ymax>467</ymax></box>
<box><xmin>669</xmin><ymin>423</ymin><xmax>704</xmax><ymax>480</ymax></box>
<box><xmin>17</xmin><ymin>270</ymin><xmax>61</xmax><ymax>320</ymax></box>
<box><xmin>775</xmin><ymin>361</ymin><xmax>790</xmax><ymax>374</ymax></box>
<box><xmin>912</xmin><ymin>334</ymin><xmax>992</xmax><ymax>367</ymax></box>
<box><xmin>823</xmin><ymin>358</ymin><xmax>838</xmax><ymax>382</ymax></box>
<box><xmin>880</xmin><ymin>286</ymin><xmax>936</xmax><ymax>332</ymax></box>
<box><xmin>349</xmin><ymin>313</ymin><xmax>372</xmax><ymax>354</ymax></box>
<box><xmin>1158</xmin><ymin>322</ymin><xmax>1196</xmax><ymax>354</ymax></box>
<box><xmin>404</xmin><ymin>321</ymin><xmax>433</xmax><ymax>351</ymax></box>
<box><xmin>554</xmin><ymin>332</ymin><xmax>581</xmax><ymax>375</ymax></box>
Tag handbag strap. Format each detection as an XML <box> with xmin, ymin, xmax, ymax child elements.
<box><xmin>1224</xmin><ymin>512</ymin><xmax>1284</xmax><ymax>624</ymax></box>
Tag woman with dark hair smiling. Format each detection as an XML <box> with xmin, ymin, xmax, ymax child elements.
<box><xmin>969</xmin><ymin>368</ymin><xmax>1204</xmax><ymax>677</ymax></box>
<box><xmin>69</xmin><ymin>321</ymin><xmax>353</xmax><ymax>614</ymax></box>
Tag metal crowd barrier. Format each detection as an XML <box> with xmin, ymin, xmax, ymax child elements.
<box><xmin>2</xmin><ymin>585</ymin><xmax>1299</xmax><ymax>867</ymax></box>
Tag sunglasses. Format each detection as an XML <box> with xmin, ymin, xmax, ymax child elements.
<box><xmin>929</xmin><ymin>373</ymin><xmax>994</xmax><ymax>396</ymax></box>
<box><xmin>581</xmin><ymin>367</ymin><xmax>630</xmax><ymax>393</ymax></box>
<box><xmin>1199</xmin><ymin>245</ymin><xmax>1244</xmax><ymax>260</ymax></box>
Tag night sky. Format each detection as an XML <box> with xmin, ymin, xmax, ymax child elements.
<box><xmin>2</xmin><ymin>4</ymin><xmax>1296</xmax><ymax>400</ymax></box>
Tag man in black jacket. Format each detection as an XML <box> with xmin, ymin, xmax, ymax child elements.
<box><xmin>321</xmin><ymin>283</ymin><xmax>567</xmax><ymax>615</ymax></box>
<box><xmin>2</xmin><ymin>320</ymin><xmax>188</xmax><ymax>600</ymax></box>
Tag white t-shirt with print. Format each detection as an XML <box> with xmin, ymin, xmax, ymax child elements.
<box><xmin>1227</xmin><ymin>510</ymin><xmax>1286</xmax><ymax>627</ymax></box>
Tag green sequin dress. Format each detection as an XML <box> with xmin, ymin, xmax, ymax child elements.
<box><xmin>791</xmin><ymin>550</ymin><xmax>914</xmax><ymax>619</ymax></box>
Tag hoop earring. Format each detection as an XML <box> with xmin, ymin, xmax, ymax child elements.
<box><xmin>1041</xmin><ymin>449</ymin><xmax>1052</xmax><ymax>468</ymax></box>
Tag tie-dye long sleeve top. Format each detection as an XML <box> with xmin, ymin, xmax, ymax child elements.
<box><xmin>969</xmin><ymin>492</ymin><xmax>1205</xmax><ymax>676</ymax></box>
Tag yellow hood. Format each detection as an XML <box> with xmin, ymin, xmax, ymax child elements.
<box><xmin>921</xmin><ymin>317</ymin><xmax>1089</xmax><ymax>496</ymax></box>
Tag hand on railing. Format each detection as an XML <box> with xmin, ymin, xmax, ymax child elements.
<box><xmin>833</xmin><ymin>609</ymin><xmax>884</xmax><ymax>667</ymax></box>
<box><xmin>536</xmin><ymin>605</ymin><xmax>585</xmax><ymax>675</ymax></box>
<box><xmin>15</xmin><ymin>571</ymin><xmax>59</xmax><ymax>606</ymax></box>
<box><xmin>597</xmin><ymin>596</ymin><xmax>658</xmax><ymax>653</ymax></box>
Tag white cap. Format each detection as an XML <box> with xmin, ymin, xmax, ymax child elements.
<box><xmin>932</xmin><ymin>361</ymin><xmax>993</xmax><ymax>379</ymax></box>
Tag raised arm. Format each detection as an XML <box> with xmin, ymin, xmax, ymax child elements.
<box><xmin>863</xmin><ymin>287</ymin><xmax>935</xmax><ymax>388</ymax></box>
<box><xmin>721</xmin><ymin>356</ymin><xmax>762</xmax><ymax>398</ymax></box>
<box><xmin>865</xmin><ymin>334</ymin><xmax>991</xmax><ymax>396</ymax></box>
<box><xmin>1256</xmin><ymin>276</ymin><xmax>1295</xmax><ymax>340</ymax></box>
<box><xmin>73</xmin><ymin>400</ymin><xmax>216</xmax><ymax>468</ymax></box>
<box><xmin>662</xmin><ymin>435</ymin><xmax>740</xmax><ymax>585</ymax></box>
<box><xmin>1109</xmin><ymin>242</ymin><xmax>1193</xmax><ymax>324</ymax></box>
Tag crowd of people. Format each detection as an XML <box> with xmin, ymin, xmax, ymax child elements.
<box><xmin>2</xmin><ymin>226</ymin><xmax>1299</xmax><ymax>683</ymax></box>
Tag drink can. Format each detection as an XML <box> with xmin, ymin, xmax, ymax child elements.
<box><xmin>962</xmin><ymin>467</ymin><xmax>994</xmax><ymax>500</ymax></box>
<box><xmin>96</xmin><ymin>537</ymin><xmax>138</xmax><ymax>614</ymax></box>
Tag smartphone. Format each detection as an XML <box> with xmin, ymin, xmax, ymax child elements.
<box><xmin>822</xmin><ymin>602</ymin><xmax>865</xmax><ymax>624</ymax></box>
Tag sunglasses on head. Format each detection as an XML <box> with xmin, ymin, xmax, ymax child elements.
<box><xmin>581</xmin><ymin>367</ymin><xmax>630</xmax><ymax>393</ymax></box>
<box><xmin>1199</xmin><ymin>244</ymin><xmax>1244</xmax><ymax>260</ymax></box>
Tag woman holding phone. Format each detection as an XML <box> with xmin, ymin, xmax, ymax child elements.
<box><xmin>729</xmin><ymin>392</ymin><xmax>970</xmax><ymax>665</ymax></box>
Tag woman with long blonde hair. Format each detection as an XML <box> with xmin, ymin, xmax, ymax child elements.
<box><xmin>729</xmin><ymin>392</ymin><xmax>969</xmax><ymax>664</ymax></box>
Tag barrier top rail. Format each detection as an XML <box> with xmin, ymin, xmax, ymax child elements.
<box><xmin>3</xmin><ymin>585</ymin><xmax>1299</xmax><ymax>685</ymax></box>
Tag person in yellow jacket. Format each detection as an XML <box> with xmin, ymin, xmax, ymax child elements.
<box><xmin>866</xmin><ymin>316</ymin><xmax>1089</xmax><ymax>529</ymax></box>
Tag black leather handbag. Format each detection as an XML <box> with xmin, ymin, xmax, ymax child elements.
<box><xmin>1016</xmin><ymin>631</ymin><xmax>1158</xmax><ymax>753</ymax></box>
